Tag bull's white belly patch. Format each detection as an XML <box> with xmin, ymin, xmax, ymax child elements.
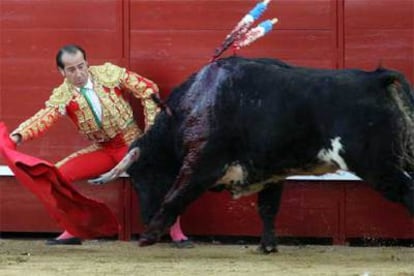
<box><xmin>216</xmin><ymin>163</ymin><xmax>283</xmax><ymax>199</ymax></box>
<box><xmin>317</xmin><ymin>137</ymin><xmax>349</xmax><ymax>170</ymax></box>
<box><xmin>215</xmin><ymin>140</ymin><xmax>350</xmax><ymax>198</ymax></box>
<box><xmin>218</xmin><ymin>163</ymin><xmax>246</xmax><ymax>185</ymax></box>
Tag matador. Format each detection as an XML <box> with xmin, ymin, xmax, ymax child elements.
<box><xmin>10</xmin><ymin>44</ymin><xmax>191</xmax><ymax>247</ymax></box>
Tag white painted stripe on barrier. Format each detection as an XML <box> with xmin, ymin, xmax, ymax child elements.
<box><xmin>287</xmin><ymin>170</ymin><xmax>361</xmax><ymax>181</ymax></box>
<box><xmin>0</xmin><ymin>165</ymin><xmax>360</xmax><ymax>180</ymax></box>
<box><xmin>0</xmin><ymin>165</ymin><xmax>130</xmax><ymax>178</ymax></box>
<box><xmin>0</xmin><ymin>165</ymin><xmax>14</xmax><ymax>176</ymax></box>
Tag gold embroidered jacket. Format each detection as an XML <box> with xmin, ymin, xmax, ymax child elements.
<box><xmin>12</xmin><ymin>63</ymin><xmax>159</xmax><ymax>143</ymax></box>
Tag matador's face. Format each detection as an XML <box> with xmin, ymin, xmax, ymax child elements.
<box><xmin>59</xmin><ymin>50</ymin><xmax>89</xmax><ymax>88</ymax></box>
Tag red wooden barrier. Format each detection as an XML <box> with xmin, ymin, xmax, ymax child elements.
<box><xmin>0</xmin><ymin>177</ymin><xmax>129</xmax><ymax>240</ymax></box>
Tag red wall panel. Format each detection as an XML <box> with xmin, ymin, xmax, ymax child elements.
<box><xmin>0</xmin><ymin>178</ymin><xmax>61</xmax><ymax>232</ymax></box>
<box><xmin>130</xmin><ymin>0</ymin><xmax>335</xmax><ymax>30</ymax></box>
<box><xmin>129</xmin><ymin>181</ymin><xmax>343</xmax><ymax>239</ymax></box>
<box><xmin>130</xmin><ymin>31</ymin><xmax>336</xmax><ymax>62</ymax></box>
<box><xmin>344</xmin><ymin>0</ymin><xmax>413</xmax><ymax>29</ymax></box>
<box><xmin>129</xmin><ymin>0</ymin><xmax>338</xmax><ymax>91</ymax></box>
<box><xmin>345</xmin><ymin>183</ymin><xmax>414</xmax><ymax>239</ymax></box>
<box><xmin>344</xmin><ymin>0</ymin><xmax>414</xmax><ymax>82</ymax></box>
<box><xmin>182</xmin><ymin>181</ymin><xmax>343</xmax><ymax>239</ymax></box>
<box><xmin>1</xmin><ymin>0</ymin><xmax>124</xmax><ymax>59</ymax></box>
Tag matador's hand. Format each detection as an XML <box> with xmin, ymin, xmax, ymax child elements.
<box><xmin>9</xmin><ymin>134</ymin><xmax>22</xmax><ymax>145</ymax></box>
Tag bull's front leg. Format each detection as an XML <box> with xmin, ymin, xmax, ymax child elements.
<box><xmin>257</xmin><ymin>182</ymin><xmax>284</xmax><ymax>254</ymax></box>
<box><xmin>138</xmin><ymin>185</ymin><xmax>204</xmax><ymax>246</ymax></box>
<box><xmin>139</xmin><ymin>142</ymin><xmax>228</xmax><ymax>246</ymax></box>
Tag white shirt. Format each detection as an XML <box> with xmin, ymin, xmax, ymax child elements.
<box><xmin>79</xmin><ymin>78</ymin><xmax>103</xmax><ymax>122</ymax></box>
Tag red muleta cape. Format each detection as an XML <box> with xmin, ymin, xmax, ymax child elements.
<box><xmin>0</xmin><ymin>122</ymin><xmax>120</xmax><ymax>238</ymax></box>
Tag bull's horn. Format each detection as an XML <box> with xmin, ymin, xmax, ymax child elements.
<box><xmin>88</xmin><ymin>147</ymin><xmax>141</xmax><ymax>185</ymax></box>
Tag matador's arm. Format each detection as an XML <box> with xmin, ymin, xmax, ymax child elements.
<box><xmin>11</xmin><ymin>87</ymin><xmax>68</xmax><ymax>143</ymax></box>
<box><xmin>120</xmin><ymin>70</ymin><xmax>160</xmax><ymax>131</ymax></box>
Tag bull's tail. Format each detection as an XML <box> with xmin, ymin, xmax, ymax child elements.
<box><xmin>384</xmin><ymin>71</ymin><xmax>414</xmax><ymax>171</ymax></box>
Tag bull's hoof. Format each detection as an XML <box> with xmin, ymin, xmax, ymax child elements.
<box><xmin>138</xmin><ymin>237</ymin><xmax>157</xmax><ymax>247</ymax></box>
<box><xmin>170</xmin><ymin>239</ymin><xmax>194</xmax><ymax>249</ymax></box>
<box><xmin>257</xmin><ymin>244</ymin><xmax>278</xmax><ymax>254</ymax></box>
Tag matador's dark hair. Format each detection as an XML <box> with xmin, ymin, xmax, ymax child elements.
<box><xmin>56</xmin><ymin>44</ymin><xmax>87</xmax><ymax>69</ymax></box>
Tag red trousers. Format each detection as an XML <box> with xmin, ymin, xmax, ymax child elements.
<box><xmin>57</xmin><ymin>134</ymin><xmax>130</xmax><ymax>183</ymax></box>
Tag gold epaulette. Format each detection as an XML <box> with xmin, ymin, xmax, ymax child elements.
<box><xmin>45</xmin><ymin>81</ymin><xmax>73</xmax><ymax>114</ymax></box>
<box><xmin>89</xmin><ymin>62</ymin><xmax>126</xmax><ymax>88</ymax></box>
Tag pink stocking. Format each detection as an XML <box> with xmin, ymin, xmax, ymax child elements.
<box><xmin>56</xmin><ymin>230</ymin><xmax>75</xmax><ymax>240</ymax></box>
<box><xmin>169</xmin><ymin>217</ymin><xmax>188</xmax><ymax>241</ymax></box>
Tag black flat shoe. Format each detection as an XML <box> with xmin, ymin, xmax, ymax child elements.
<box><xmin>45</xmin><ymin>237</ymin><xmax>82</xmax><ymax>245</ymax></box>
<box><xmin>170</xmin><ymin>239</ymin><xmax>194</xmax><ymax>248</ymax></box>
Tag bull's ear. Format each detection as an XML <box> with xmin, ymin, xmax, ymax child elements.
<box><xmin>150</xmin><ymin>94</ymin><xmax>173</xmax><ymax>117</ymax></box>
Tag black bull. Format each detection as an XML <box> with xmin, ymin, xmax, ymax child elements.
<box><xmin>92</xmin><ymin>56</ymin><xmax>414</xmax><ymax>253</ymax></box>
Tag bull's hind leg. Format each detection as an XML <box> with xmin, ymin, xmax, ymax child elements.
<box><xmin>352</xmin><ymin>164</ymin><xmax>414</xmax><ymax>215</ymax></box>
<box><xmin>139</xmin><ymin>142</ymin><xmax>229</xmax><ymax>246</ymax></box>
<box><xmin>257</xmin><ymin>182</ymin><xmax>284</xmax><ymax>254</ymax></box>
<box><xmin>372</xmin><ymin>170</ymin><xmax>414</xmax><ymax>215</ymax></box>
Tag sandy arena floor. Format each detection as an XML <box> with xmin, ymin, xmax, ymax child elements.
<box><xmin>0</xmin><ymin>239</ymin><xmax>413</xmax><ymax>276</ymax></box>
